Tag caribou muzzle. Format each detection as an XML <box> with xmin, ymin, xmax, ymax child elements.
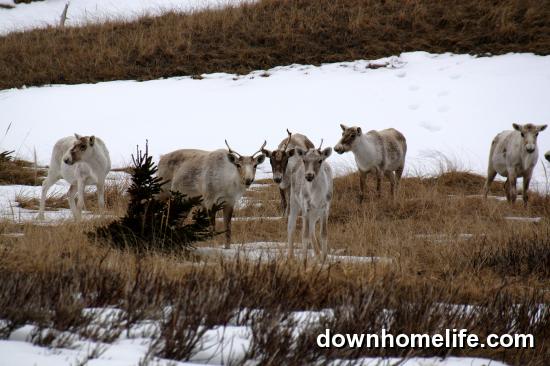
<box><xmin>334</xmin><ymin>144</ymin><xmax>345</xmax><ymax>154</ymax></box>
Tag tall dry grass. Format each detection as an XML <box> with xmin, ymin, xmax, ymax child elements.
<box><xmin>1</xmin><ymin>0</ymin><xmax>549</xmax><ymax>89</ymax></box>
<box><xmin>0</xmin><ymin>170</ymin><xmax>549</xmax><ymax>364</ymax></box>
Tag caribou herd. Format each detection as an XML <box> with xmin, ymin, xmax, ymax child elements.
<box><xmin>38</xmin><ymin>123</ymin><xmax>549</xmax><ymax>260</ymax></box>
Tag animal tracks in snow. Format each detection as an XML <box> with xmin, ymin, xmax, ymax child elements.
<box><xmin>394</xmin><ymin>70</ymin><xmax>407</xmax><ymax>78</ymax></box>
<box><xmin>419</xmin><ymin>121</ymin><xmax>442</xmax><ymax>132</ymax></box>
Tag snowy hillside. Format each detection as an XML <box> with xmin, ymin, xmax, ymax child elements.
<box><xmin>1</xmin><ymin>52</ymin><xmax>550</xmax><ymax>187</ymax></box>
<box><xmin>0</xmin><ymin>0</ymin><xmax>251</xmax><ymax>35</ymax></box>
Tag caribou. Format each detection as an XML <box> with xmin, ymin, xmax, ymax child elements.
<box><xmin>157</xmin><ymin>140</ymin><xmax>266</xmax><ymax>248</ymax></box>
<box><xmin>334</xmin><ymin>124</ymin><xmax>407</xmax><ymax>200</ymax></box>
<box><xmin>484</xmin><ymin>123</ymin><xmax>547</xmax><ymax>205</ymax></box>
<box><xmin>287</xmin><ymin>140</ymin><xmax>333</xmax><ymax>260</ymax></box>
<box><xmin>38</xmin><ymin>134</ymin><xmax>111</xmax><ymax>221</ymax></box>
<box><xmin>262</xmin><ymin>129</ymin><xmax>314</xmax><ymax>216</ymax></box>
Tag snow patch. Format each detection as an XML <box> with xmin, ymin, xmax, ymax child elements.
<box><xmin>0</xmin><ymin>0</ymin><xmax>254</xmax><ymax>35</ymax></box>
<box><xmin>196</xmin><ymin>241</ymin><xmax>394</xmax><ymax>264</ymax></box>
<box><xmin>2</xmin><ymin>52</ymin><xmax>550</xmax><ymax>189</ymax></box>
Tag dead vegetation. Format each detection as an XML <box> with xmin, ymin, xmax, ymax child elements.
<box><xmin>15</xmin><ymin>182</ymin><xmax>127</xmax><ymax>213</ymax></box>
<box><xmin>1</xmin><ymin>169</ymin><xmax>549</xmax><ymax>364</ymax></box>
<box><xmin>1</xmin><ymin>0</ymin><xmax>549</xmax><ymax>89</ymax></box>
<box><xmin>0</xmin><ymin>150</ymin><xmax>46</xmax><ymax>186</ymax></box>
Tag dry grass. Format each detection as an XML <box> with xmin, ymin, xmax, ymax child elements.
<box><xmin>1</xmin><ymin>0</ymin><xmax>549</xmax><ymax>89</ymax></box>
<box><xmin>15</xmin><ymin>183</ymin><xmax>128</xmax><ymax>214</ymax></box>
<box><xmin>0</xmin><ymin>152</ymin><xmax>46</xmax><ymax>186</ymax></box>
<box><xmin>0</xmin><ymin>170</ymin><xmax>549</xmax><ymax>364</ymax></box>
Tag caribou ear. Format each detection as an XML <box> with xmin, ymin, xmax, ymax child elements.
<box><xmin>538</xmin><ymin>124</ymin><xmax>547</xmax><ymax>132</ymax></box>
<box><xmin>261</xmin><ymin>148</ymin><xmax>272</xmax><ymax>158</ymax></box>
<box><xmin>74</xmin><ymin>133</ymin><xmax>82</xmax><ymax>139</ymax></box>
<box><xmin>512</xmin><ymin>123</ymin><xmax>521</xmax><ymax>131</ymax></box>
<box><xmin>89</xmin><ymin>136</ymin><xmax>95</xmax><ymax>146</ymax></box>
<box><xmin>321</xmin><ymin>147</ymin><xmax>332</xmax><ymax>159</ymax></box>
<box><xmin>255</xmin><ymin>154</ymin><xmax>266</xmax><ymax>164</ymax></box>
<box><xmin>356</xmin><ymin>127</ymin><xmax>362</xmax><ymax>135</ymax></box>
<box><xmin>227</xmin><ymin>153</ymin><xmax>238</xmax><ymax>164</ymax></box>
<box><xmin>340</xmin><ymin>124</ymin><xmax>348</xmax><ymax>131</ymax></box>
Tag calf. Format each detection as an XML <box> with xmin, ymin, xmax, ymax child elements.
<box><xmin>287</xmin><ymin>141</ymin><xmax>333</xmax><ymax>260</ymax></box>
<box><xmin>484</xmin><ymin>123</ymin><xmax>547</xmax><ymax>205</ymax></box>
<box><xmin>158</xmin><ymin>141</ymin><xmax>266</xmax><ymax>248</ymax></box>
<box><xmin>38</xmin><ymin>134</ymin><xmax>111</xmax><ymax>221</ymax></box>
<box><xmin>334</xmin><ymin>124</ymin><xmax>407</xmax><ymax>200</ymax></box>
<box><xmin>262</xmin><ymin>129</ymin><xmax>314</xmax><ymax>216</ymax></box>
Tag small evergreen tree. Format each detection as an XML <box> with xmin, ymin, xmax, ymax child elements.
<box><xmin>90</xmin><ymin>142</ymin><xmax>216</xmax><ymax>252</ymax></box>
<box><xmin>0</xmin><ymin>150</ymin><xmax>14</xmax><ymax>163</ymax></box>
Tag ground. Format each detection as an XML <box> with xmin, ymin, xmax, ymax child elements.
<box><xmin>0</xmin><ymin>165</ymin><xmax>548</xmax><ymax>365</ymax></box>
<box><xmin>0</xmin><ymin>1</ymin><xmax>549</xmax><ymax>365</ymax></box>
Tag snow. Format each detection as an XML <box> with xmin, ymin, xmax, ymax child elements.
<box><xmin>333</xmin><ymin>358</ymin><xmax>508</xmax><ymax>366</ymax></box>
<box><xmin>2</xmin><ymin>52</ymin><xmax>550</xmax><ymax>190</ymax></box>
<box><xmin>216</xmin><ymin>216</ymin><xmax>283</xmax><ymax>221</ymax></box>
<box><xmin>196</xmin><ymin>241</ymin><xmax>395</xmax><ymax>264</ymax></box>
<box><xmin>503</xmin><ymin>216</ymin><xmax>543</xmax><ymax>223</ymax></box>
<box><xmin>0</xmin><ymin>171</ymin><xmax>127</xmax><ymax>222</ymax></box>
<box><xmin>0</xmin><ymin>307</ymin><xmax>512</xmax><ymax>366</ymax></box>
<box><xmin>0</xmin><ymin>0</ymin><xmax>253</xmax><ymax>35</ymax></box>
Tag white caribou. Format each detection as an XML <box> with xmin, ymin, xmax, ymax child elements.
<box><xmin>287</xmin><ymin>141</ymin><xmax>333</xmax><ymax>260</ymax></box>
<box><xmin>262</xmin><ymin>129</ymin><xmax>315</xmax><ymax>216</ymax></box>
<box><xmin>484</xmin><ymin>123</ymin><xmax>547</xmax><ymax>205</ymax></box>
<box><xmin>334</xmin><ymin>124</ymin><xmax>407</xmax><ymax>200</ymax></box>
<box><xmin>38</xmin><ymin>134</ymin><xmax>111</xmax><ymax>221</ymax></box>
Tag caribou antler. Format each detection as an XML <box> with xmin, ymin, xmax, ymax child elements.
<box><xmin>317</xmin><ymin>138</ymin><xmax>324</xmax><ymax>151</ymax></box>
<box><xmin>253</xmin><ymin>140</ymin><xmax>267</xmax><ymax>157</ymax></box>
<box><xmin>283</xmin><ymin>129</ymin><xmax>293</xmax><ymax>150</ymax></box>
<box><xmin>225</xmin><ymin>140</ymin><xmax>242</xmax><ymax>157</ymax></box>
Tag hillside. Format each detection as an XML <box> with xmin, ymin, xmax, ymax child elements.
<box><xmin>1</xmin><ymin>0</ymin><xmax>549</xmax><ymax>89</ymax></box>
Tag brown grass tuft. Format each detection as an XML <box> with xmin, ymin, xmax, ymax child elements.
<box><xmin>0</xmin><ymin>152</ymin><xmax>46</xmax><ymax>186</ymax></box>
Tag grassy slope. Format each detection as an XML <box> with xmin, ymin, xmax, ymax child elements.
<box><xmin>1</xmin><ymin>0</ymin><xmax>550</xmax><ymax>89</ymax></box>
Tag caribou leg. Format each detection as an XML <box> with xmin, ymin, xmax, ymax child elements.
<box><xmin>359</xmin><ymin>170</ymin><xmax>368</xmax><ymax>203</ymax></box>
<box><xmin>208</xmin><ymin>208</ymin><xmax>217</xmax><ymax>234</ymax></box>
<box><xmin>279</xmin><ymin>188</ymin><xmax>287</xmax><ymax>216</ymax></box>
<box><xmin>375</xmin><ymin>168</ymin><xmax>383</xmax><ymax>198</ymax></box>
<box><xmin>484</xmin><ymin>168</ymin><xmax>497</xmax><ymax>198</ymax></box>
<box><xmin>223</xmin><ymin>205</ymin><xmax>233</xmax><ymax>249</ymax></box>
<box><xmin>287</xmin><ymin>204</ymin><xmax>299</xmax><ymax>258</ymax></box>
<box><xmin>522</xmin><ymin>171</ymin><xmax>532</xmax><ymax>207</ymax></box>
<box><xmin>385</xmin><ymin>171</ymin><xmax>397</xmax><ymax>198</ymax></box>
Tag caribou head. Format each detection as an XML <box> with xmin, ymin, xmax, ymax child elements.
<box><xmin>225</xmin><ymin>140</ymin><xmax>266</xmax><ymax>187</ymax></box>
<box><xmin>262</xmin><ymin>129</ymin><xmax>293</xmax><ymax>184</ymax></box>
<box><xmin>334</xmin><ymin>124</ymin><xmax>362</xmax><ymax>154</ymax></box>
<box><xmin>291</xmin><ymin>139</ymin><xmax>332</xmax><ymax>182</ymax></box>
<box><xmin>513</xmin><ymin>123</ymin><xmax>547</xmax><ymax>154</ymax></box>
<box><xmin>63</xmin><ymin>133</ymin><xmax>96</xmax><ymax>165</ymax></box>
